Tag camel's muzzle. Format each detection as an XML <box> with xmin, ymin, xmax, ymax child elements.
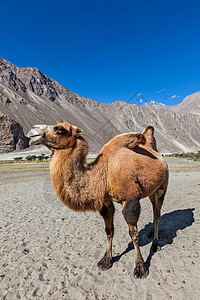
<box><xmin>27</xmin><ymin>125</ymin><xmax>52</xmax><ymax>145</ymax></box>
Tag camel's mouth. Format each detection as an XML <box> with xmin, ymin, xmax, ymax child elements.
<box><xmin>27</xmin><ymin>125</ymin><xmax>52</xmax><ymax>145</ymax></box>
<box><xmin>28</xmin><ymin>135</ymin><xmax>43</xmax><ymax>145</ymax></box>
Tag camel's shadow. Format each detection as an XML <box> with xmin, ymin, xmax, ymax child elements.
<box><xmin>112</xmin><ymin>208</ymin><xmax>195</xmax><ymax>266</ymax></box>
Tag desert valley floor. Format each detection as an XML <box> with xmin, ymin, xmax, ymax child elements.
<box><xmin>0</xmin><ymin>157</ymin><xmax>200</xmax><ymax>300</ymax></box>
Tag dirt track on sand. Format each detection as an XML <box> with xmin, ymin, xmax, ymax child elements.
<box><xmin>0</xmin><ymin>158</ymin><xmax>200</xmax><ymax>299</ymax></box>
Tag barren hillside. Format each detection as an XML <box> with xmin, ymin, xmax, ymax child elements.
<box><xmin>0</xmin><ymin>58</ymin><xmax>200</xmax><ymax>153</ymax></box>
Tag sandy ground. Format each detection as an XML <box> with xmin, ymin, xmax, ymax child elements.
<box><xmin>0</xmin><ymin>157</ymin><xmax>200</xmax><ymax>300</ymax></box>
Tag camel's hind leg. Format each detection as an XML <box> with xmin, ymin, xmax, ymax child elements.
<box><xmin>149</xmin><ymin>186</ymin><xmax>167</xmax><ymax>252</ymax></box>
<box><xmin>122</xmin><ymin>199</ymin><xmax>149</xmax><ymax>279</ymax></box>
<box><xmin>97</xmin><ymin>202</ymin><xmax>115</xmax><ymax>270</ymax></box>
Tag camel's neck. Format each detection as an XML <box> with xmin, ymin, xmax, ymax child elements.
<box><xmin>50</xmin><ymin>137</ymin><xmax>105</xmax><ymax>212</ymax></box>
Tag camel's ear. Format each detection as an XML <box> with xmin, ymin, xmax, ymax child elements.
<box><xmin>142</xmin><ymin>126</ymin><xmax>154</xmax><ymax>137</ymax></box>
<box><xmin>71</xmin><ymin>125</ymin><xmax>83</xmax><ymax>137</ymax></box>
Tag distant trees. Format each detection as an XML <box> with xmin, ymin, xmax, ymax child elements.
<box><xmin>13</xmin><ymin>154</ymin><xmax>49</xmax><ymax>162</ymax></box>
<box><xmin>37</xmin><ymin>154</ymin><xmax>49</xmax><ymax>162</ymax></box>
<box><xmin>26</xmin><ymin>155</ymin><xmax>37</xmax><ymax>162</ymax></box>
<box><xmin>13</xmin><ymin>157</ymin><xmax>23</xmax><ymax>162</ymax></box>
<box><xmin>166</xmin><ymin>151</ymin><xmax>200</xmax><ymax>162</ymax></box>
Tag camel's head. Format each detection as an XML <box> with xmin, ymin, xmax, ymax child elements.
<box><xmin>27</xmin><ymin>120</ymin><xmax>83</xmax><ymax>151</ymax></box>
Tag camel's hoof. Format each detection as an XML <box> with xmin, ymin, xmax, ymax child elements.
<box><xmin>97</xmin><ymin>254</ymin><xmax>113</xmax><ymax>271</ymax></box>
<box><xmin>151</xmin><ymin>241</ymin><xmax>161</xmax><ymax>253</ymax></box>
<box><xmin>134</xmin><ymin>261</ymin><xmax>149</xmax><ymax>279</ymax></box>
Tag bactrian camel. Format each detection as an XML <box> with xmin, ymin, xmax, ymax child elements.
<box><xmin>27</xmin><ymin>121</ymin><xmax>168</xmax><ymax>279</ymax></box>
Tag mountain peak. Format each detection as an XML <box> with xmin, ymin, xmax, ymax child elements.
<box><xmin>0</xmin><ymin>57</ymin><xmax>39</xmax><ymax>70</ymax></box>
<box><xmin>0</xmin><ymin>58</ymin><xmax>12</xmax><ymax>65</ymax></box>
<box><xmin>144</xmin><ymin>100</ymin><xmax>168</xmax><ymax>111</ymax></box>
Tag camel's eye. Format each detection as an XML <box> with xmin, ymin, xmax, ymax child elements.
<box><xmin>54</xmin><ymin>125</ymin><xmax>67</xmax><ymax>134</ymax></box>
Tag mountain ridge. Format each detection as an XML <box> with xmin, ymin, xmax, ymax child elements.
<box><xmin>0</xmin><ymin>58</ymin><xmax>200</xmax><ymax>153</ymax></box>
<box><xmin>144</xmin><ymin>91</ymin><xmax>200</xmax><ymax>115</ymax></box>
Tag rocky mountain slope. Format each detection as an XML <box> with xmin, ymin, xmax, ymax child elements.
<box><xmin>0</xmin><ymin>113</ymin><xmax>29</xmax><ymax>153</ymax></box>
<box><xmin>0</xmin><ymin>58</ymin><xmax>200</xmax><ymax>153</ymax></box>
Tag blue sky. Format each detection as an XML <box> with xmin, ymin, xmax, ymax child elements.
<box><xmin>0</xmin><ymin>0</ymin><xmax>200</xmax><ymax>106</ymax></box>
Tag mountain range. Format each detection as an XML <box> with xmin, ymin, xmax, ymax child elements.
<box><xmin>145</xmin><ymin>93</ymin><xmax>200</xmax><ymax>115</ymax></box>
<box><xmin>0</xmin><ymin>58</ymin><xmax>200</xmax><ymax>153</ymax></box>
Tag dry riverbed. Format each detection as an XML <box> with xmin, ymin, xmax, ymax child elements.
<box><xmin>0</xmin><ymin>158</ymin><xmax>200</xmax><ymax>299</ymax></box>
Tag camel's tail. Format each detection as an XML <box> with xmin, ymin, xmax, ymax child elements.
<box><xmin>142</xmin><ymin>126</ymin><xmax>158</xmax><ymax>151</ymax></box>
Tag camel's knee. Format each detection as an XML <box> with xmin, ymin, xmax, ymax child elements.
<box><xmin>105</xmin><ymin>225</ymin><xmax>114</xmax><ymax>238</ymax></box>
<box><xmin>122</xmin><ymin>199</ymin><xmax>141</xmax><ymax>225</ymax></box>
<box><xmin>100</xmin><ymin>203</ymin><xmax>115</xmax><ymax>238</ymax></box>
<box><xmin>129</xmin><ymin>225</ymin><xmax>139</xmax><ymax>243</ymax></box>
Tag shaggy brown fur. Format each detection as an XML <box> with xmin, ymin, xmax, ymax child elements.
<box><xmin>27</xmin><ymin>121</ymin><xmax>168</xmax><ymax>279</ymax></box>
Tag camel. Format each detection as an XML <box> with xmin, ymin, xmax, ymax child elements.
<box><xmin>27</xmin><ymin>121</ymin><xmax>168</xmax><ymax>279</ymax></box>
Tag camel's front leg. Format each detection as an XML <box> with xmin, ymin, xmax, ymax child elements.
<box><xmin>122</xmin><ymin>199</ymin><xmax>149</xmax><ymax>279</ymax></box>
<box><xmin>97</xmin><ymin>202</ymin><xmax>115</xmax><ymax>270</ymax></box>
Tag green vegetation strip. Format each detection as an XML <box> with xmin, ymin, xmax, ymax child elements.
<box><xmin>0</xmin><ymin>163</ymin><xmax>50</xmax><ymax>173</ymax></box>
<box><xmin>0</xmin><ymin>157</ymin><xmax>95</xmax><ymax>173</ymax></box>
<box><xmin>166</xmin><ymin>151</ymin><xmax>200</xmax><ymax>162</ymax></box>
